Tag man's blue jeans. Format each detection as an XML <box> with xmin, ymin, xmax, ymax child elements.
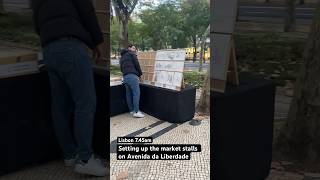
<box><xmin>43</xmin><ymin>38</ymin><xmax>96</xmax><ymax>161</ymax></box>
<box><xmin>123</xmin><ymin>74</ymin><xmax>140</xmax><ymax>113</ymax></box>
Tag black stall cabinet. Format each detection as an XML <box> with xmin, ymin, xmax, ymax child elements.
<box><xmin>211</xmin><ymin>79</ymin><xmax>275</xmax><ymax>180</ymax></box>
<box><xmin>140</xmin><ymin>84</ymin><xmax>196</xmax><ymax>123</ymax></box>
<box><xmin>110</xmin><ymin>84</ymin><xmax>196</xmax><ymax>123</ymax></box>
<box><xmin>110</xmin><ymin>84</ymin><xmax>128</xmax><ymax>117</ymax></box>
<box><xmin>92</xmin><ymin>67</ymin><xmax>109</xmax><ymax>159</ymax></box>
<box><xmin>0</xmin><ymin>72</ymin><xmax>60</xmax><ymax>175</ymax></box>
<box><xmin>0</xmin><ymin>67</ymin><xmax>109</xmax><ymax>175</ymax></box>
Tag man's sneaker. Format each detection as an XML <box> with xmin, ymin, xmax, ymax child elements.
<box><xmin>64</xmin><ymin>158</ymin><xmax>76</xmax><ymax>167</ymax></box>
<box><xmin>93</xmin><ymin>154</ymin><xmax>108</xmax><ymax>167</ymax></box>
<box><xmin>130</xmin><ymin>111</ymin><xmax>134</xmax><ymax>115</ymax></box>
<box><xmin>133</xmin><ymin>111</ymin><xmax>145</xmax><ymax>118</ymax></box>
<box><xmin>74</xmin><ymin>155</ymin><xmax>107</xmax><ymax>177</ymax></box>
<box><xmin>64</xmin><ymin>154</ymin><xmax>78</xmax><ymax>167</ymax></box>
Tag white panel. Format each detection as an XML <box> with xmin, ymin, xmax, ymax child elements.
<box><xmin>155</xmin><ymin>50</ymin><xmax>186</xmax><ymax>61</ymax></box>
<box><xmin>153</xmin><ymin>50</ymin><xmax>186</xmax><ymax>90</ymax></box>
<box><xmin>212</xmin><ymin>33</ymin><xmax>232</xmax><ymax>80</ymax></box>
<box><xmin>154</xmin><ymin>61</ymin><xmax>185</xmax><ymax>72</ymax></box>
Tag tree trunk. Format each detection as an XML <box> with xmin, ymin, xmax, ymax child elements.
<box><xmin>119</xmin><ymin>18</ymin><xmax>129</xmax><ymax>48</ymax></box>
<box><xmin>199</xmin><ymin>26</ymin><xmax>210</xmax><ymax>72</ymax></box>
<box><xmin>284</xmin><ymin>0</ymin><xmax>296</xmax><ymax>32</ymax></box>
<box><xmin>276</xmin><ymin>1</ymin><xmax>320</xmax><ymax>163</ymax></box>
<box><xmin>112</xmin><ymin>0</ymin><xmax>138</xmax><ymax>48</ymax></box>
<box><xmin>199</xmin><ymin>47</ymin><xmax>204</xmax><ymax>72</ymax></box>
<box><xmin>192</xmin><ymin>36</ymin><xmax>197</xmax><ymax>63</ymax></box>
<box><xmin>197</xmin><ymin>70</ymin><xmax>210</xmax><ymax>114</ymax></box>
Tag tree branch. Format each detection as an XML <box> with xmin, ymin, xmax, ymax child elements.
<box><xmin>128</xmin><ymin>0</ymin><xmax>139</xmax><ymax>15</ymax></box>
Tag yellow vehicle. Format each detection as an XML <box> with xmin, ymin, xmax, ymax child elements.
<box><xmin>185</xmin><ymin>47</ymin><xmax>210</xmax><ymax>61</ymax></box>
<box><xmin>204</xmin><ymin>47</ymin><xmax>210</xmax><ymax>61</ymax></box>
<box><xmin>185</xmin><ymin>47</ymin><xmax>197</xmax><ymax>60</ymax></box>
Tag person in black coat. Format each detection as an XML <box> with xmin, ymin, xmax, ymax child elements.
<box><xmin>120</xmin><ymin>44</ymin><xmax>145</xmax><ymax>118</ymax></box>
<box><xmin>31</xmin><ymin>0</ymin><xmax>107</xmax><ymax>176</ymax></box>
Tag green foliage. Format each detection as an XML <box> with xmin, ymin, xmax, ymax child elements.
<box><xmin>110</xmin><ymin>65</ymin><xmax>122</xmax><ymax>76</ymax></box>
<box><xmin>111</xmin><ymin>0</ymin><xmax>210</xmax><ymax>51</ymax></box>
<box><xmin>139</xmin><ymin>2</ymin><xmax>189</xmax><ymax>50</ymax></box>
<box><xmin>183</xmin><ymin>71</ymin><xmax>206</xmax><ymax>89</ymax></box>
<box><xmin>128</xmin><ymin>20</ymin><xmax>147</xmax><ymax>49</ymax></box>
<box><xmin>181</xmin><ymin>0</ymin><xmax>210</xmax><ymax>43</ymax></box>
<box><xmin>235</xmin><ymin>32</ymin><xmax>306</xmax><ymax>85</ymax></box>
<box><xmin>111</xmin><ymin>19</ymin><xmax>120</xmax><ymax>53</ymax></box>
<box><xmin>0</xmin><ymin>13</ymin><xmax>40</xmax><ymax>47</ymax></box>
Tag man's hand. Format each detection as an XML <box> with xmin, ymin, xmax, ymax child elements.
<box><xmin>93</xmin><ymin>43</ymin><xmax>104</xmax><ymax>64</ymax></box>
<box><xmin>139</xmin><ymin>77</ymin><xmax>142</xmax><ymax>82</ymax></box>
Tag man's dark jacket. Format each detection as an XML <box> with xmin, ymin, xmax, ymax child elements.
<box><xmin>31</xmin><ymin>0</ymin><xmax>104</xmax><ymax>49</ymax></box>
<box><xmin>120</xmin><ymin>49</ymin><xmax>143</xmax><ymax>77</ymax></box>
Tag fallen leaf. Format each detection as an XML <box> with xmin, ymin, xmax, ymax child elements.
<box><xmin>116</xmin><ymin>171</ymin><xmax>129</xmax><ymax>180</ymax></box>
<box><xmin>183</xmin><ymin>129</ymin><xmax>190</xmax><ymax>134</ymax></box>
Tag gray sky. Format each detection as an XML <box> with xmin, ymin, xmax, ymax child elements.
<box><xmin>112</xmin><ymin>0</ymin><xmax>176</xmax><ymax>22</ymax></box>
<box><xmin>112</xmin><ymin>0</ymin><xmax>160</xmax><ymax>17</ymax></box>
<box><xmin>131</xmin><ymin>0</ymin><xmax>160</xmax><ymax>20</ymax></box>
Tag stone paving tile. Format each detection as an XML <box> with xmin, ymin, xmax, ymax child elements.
<box><xmin>137</xmin><ymin>119</ymin><xmax>173</xmax><ymax>137</ymax></box>
<box><xmin>110</xmin><ymin>113</ymin><xmax>160</xmax><ymax>141</ymax></box>
<box><xmin>0</xmin><ymin>161</ymin><xmax>106</xmax><ymax>180</ymax></box>
<box><xmin>110</xmin><ymin>114</ymin><xmax>210</xmax><ymax>180</ymax></box>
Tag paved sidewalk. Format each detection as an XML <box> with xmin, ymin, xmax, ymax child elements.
<box><xmin>266</xmin><ymin>161</ymin><xmax>320</xmax><ymax>180</ymax></box>
<box><xmin>110</xmin><ymin>113</ymin><xmax>210</xmax><ymax>180</ymax></box>
<box><xmin>267</xmin><ymin>170</ymin><xmax>320</xmax><ymax>180</ymax></box>
<box><xmin>0</xmin><ymin>161</ymin><xmax>106</xmax><ymax>180</ymax></box>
